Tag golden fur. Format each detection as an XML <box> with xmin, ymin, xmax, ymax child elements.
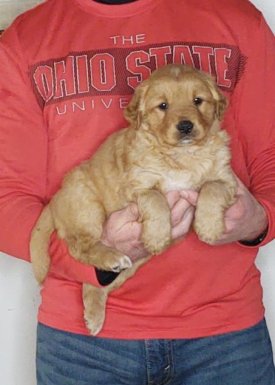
<box><xmin>30</xmin><ymin>64</ymin><xmax>237</xmax><ymax>335</ymax></box>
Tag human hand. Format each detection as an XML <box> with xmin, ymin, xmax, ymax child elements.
<box><xmin>212</xmin><ymin>177</ymin><xmax>268</xmax><ymax>245</ymax></box>
<box><xmin>101</xmin><ymin>203</ymin><xmax>146</xmax><ymax>262</ymax></box>
<box><xmin>166</xmin><ymin>190</ymin><xmax>198</xmax><ymax>239</ymax></box>
<box><xmin>101</xmin><ymin>190</ymin><xmax>198</xmax><ymax>262</ymax></box>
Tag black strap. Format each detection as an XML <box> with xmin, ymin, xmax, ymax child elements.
<box><xmin>94</xmin><ymin>0</ymin><xmax>137</xmax><ymax>4</ymax></box>
<box><xmin>95</xmin><ymin>268</ymin><xmax>120</xmax><ymax>286</ymax></box>
<box><xmin>239</xmin><ymin>227</ymin><xmax>268</xmax><ymax>246</ymax></box>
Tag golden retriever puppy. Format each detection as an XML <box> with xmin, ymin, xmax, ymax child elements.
<box><xmin>30</xmin><ymin>64</ymin><xmax>237</xmax><ymax>335</ymax></box>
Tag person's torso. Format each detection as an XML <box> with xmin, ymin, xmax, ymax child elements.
<box><xmin>15</xmin><ymin>0</ymin><xmax>264</xmax><ymax>338</ymax></box>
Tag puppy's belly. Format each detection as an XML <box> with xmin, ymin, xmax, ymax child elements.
<box><xmin>160</xmin><ymin>173</ymin><xmax>196</xmax><ymax>192</ymax></box>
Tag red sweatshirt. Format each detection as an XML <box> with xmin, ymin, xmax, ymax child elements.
<box><xmin>0</xmin><ymin>0</ymin><xmax>275</xmax><ymax>339</ymax></box>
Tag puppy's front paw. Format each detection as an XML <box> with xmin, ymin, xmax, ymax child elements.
<box><xmin>194</xmin><ymin>209</ymin><xmax>224</xmax><ymax>244</ymax></box>
<box><xmin>142</xmin><ymin>220</ymin><xmax>171</xmax><ymax>254</ymax></box>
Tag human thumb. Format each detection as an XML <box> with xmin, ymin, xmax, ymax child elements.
<box><xmin>123</xmin><ymin>203</ymin><xmax>140</xmax><ymax>221</ymax></box>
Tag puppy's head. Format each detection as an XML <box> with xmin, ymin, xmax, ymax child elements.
<box><xmin>124</xmin><ymin>64</ymin><xmax>227</xmax><ymax>146</ymax></box>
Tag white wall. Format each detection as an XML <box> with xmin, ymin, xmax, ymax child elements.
<box><xmin>0</xmin><ymin>1</ymin><xmax>274</xmax><ymax>385</ymax></box>
<box><xmin>0</xmin><ymin>0</ymin><xmax>42</xmax><ymax>29</ymax></box>
<box><xmin>0</xmin><ymin>5</ymin><xmax>42</xmax><ymax>385</ymax></box>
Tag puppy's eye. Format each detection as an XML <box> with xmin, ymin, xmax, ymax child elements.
<box><xmin>193</xmin><ymin>97</ymin><xmax>203</xmax><ymax>106</ymax></box>
<box><xmin>158</xmin><ymin>102</ymin><xmax>168</xmax><ymax>110</ymax></box>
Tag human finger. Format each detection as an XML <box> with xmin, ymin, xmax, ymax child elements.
<box><xmin>171</xmin><ymin>206</ymin><xmax>195</xmax><ymax>239</ymax></box>
<box><xmin>170</xmin><ymin>197</ymin><xmax>192</xmax><ymax>226</ymax></box>
<box><xmin>179</xmin><ymin>190</ymin><xmax>199</xmax><ymax>206</ymax></box>
<box><xmin>166</xmin><ymin>190</ymin><xmax>181</xmax><ymax>209</ymax></box>
<box><xmin>110</xmin><ymin>203</ymin><xmax>140</xmax><ymax>228</ymax></box>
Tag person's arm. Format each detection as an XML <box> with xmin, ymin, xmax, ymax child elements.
<box><xmin>213</xmin><ymin>15</ymin><xmax>275</xmax><ymax>246</ymax></box>
<box><xmin>213</xmin><ymin>176</ymin><xmax>268</xmax><ymax>245</ymax></box>
<box><xmin>0</xmin><ymin>27</ymin><xmax>47</xmax><ymax>261</ymax></box>
<box><xmin>0</xmin><ymin>27</ymin><xmax>103</xmax><ymax>286</ymax></box>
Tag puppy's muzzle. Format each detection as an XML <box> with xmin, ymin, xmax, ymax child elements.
<box><xmin>176</xmin><ymin>120</ymin><xmax>194</xmax><ymax>135</ymax></box>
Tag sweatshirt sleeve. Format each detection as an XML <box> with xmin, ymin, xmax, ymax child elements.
<box><xmin>234</xmin><ymin>15</ymin><xmax>275</xmax><ymax>246</ymax></box>
<box><xmin>0</xmin><ymin>27</ymin><xmax>47</xmax><ymax>261</ymax></box>
<box><xmin>0</xmin><ymin>26</ymin><xmax>101</xmax><ymax>286</ymax></box>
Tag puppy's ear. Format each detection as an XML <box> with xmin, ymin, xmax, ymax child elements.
<box><xmin>214</xmin><ymin>87</ymin><xmax>228</xmax><ymax>120</ymax></box>
<box><xmin>124</xmin><ymin>81</ymin><xmax>149</xmax><ymax>128</ymax></box>
<box><xmin>205</xmin><ymin>76</ymin><xmax>228</xmax><ymax>120</ymax></box>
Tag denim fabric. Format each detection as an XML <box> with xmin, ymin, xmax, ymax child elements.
<box><xmin>36</xmin><ymin>319</ymin><xmax>275</xmax><ymax>385</ymax></box>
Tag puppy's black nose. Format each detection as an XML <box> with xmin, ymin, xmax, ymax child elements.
<box><xmin>176</xmin><ymin>120</ymin><xmax>194</xmax><ymax>134</ymax></box>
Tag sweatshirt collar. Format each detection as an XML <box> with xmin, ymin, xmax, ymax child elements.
<box><xmin>74</xmin><ymin>0</ymin><xmax>159</xmax><ymax>18</ymax></box>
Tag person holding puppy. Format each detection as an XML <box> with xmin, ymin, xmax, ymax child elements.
<box><xmin>0</xmin><ymin>0</ymin><xmax>274</xmax><ymax>384</ymax></box>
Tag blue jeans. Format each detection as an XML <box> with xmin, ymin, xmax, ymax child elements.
<box><xmin>36</xmin><ymin>319</ymin><xmax>275</xmax><ymax>385</ymax></box>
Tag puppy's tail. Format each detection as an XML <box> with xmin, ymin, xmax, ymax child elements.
<box><xmin>30</xmin><ymin>205</ymin><xmax>54</xmax><ymax>284</ymax></box>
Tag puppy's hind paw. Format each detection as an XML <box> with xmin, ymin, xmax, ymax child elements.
<box><xmin>111</xmin><ymin>255</ymin><xmax>132</xmax><ymax>272</ymax></box>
